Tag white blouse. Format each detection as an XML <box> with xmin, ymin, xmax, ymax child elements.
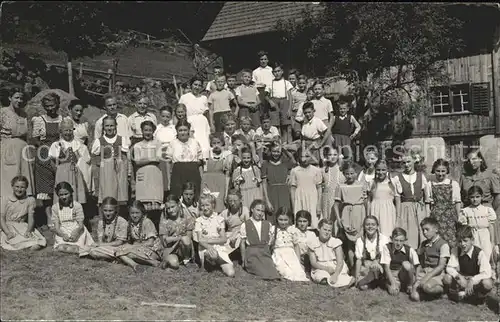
<box><xmin>49</xmin><ymin>139</ymin><xmax>91</xmax><ymax>164</ymax></box>
<box><xmin>179</xmin><ymin>93</ymin><xmax>208</xmax><ymax>117</ymax></box>
<box><xmin>166</xmin><ymin>138</ymin><xmax>202</xmax><ymax>163</ymax></box>
<box><xmin>91</xmin><ymin>135</ymin><xmax>130</xmax><ymax>155</ymax></box>
<box><xmin>154</xmin><ymin>123</ymin><xmax>177</xmax><ymax>144</ymax></box>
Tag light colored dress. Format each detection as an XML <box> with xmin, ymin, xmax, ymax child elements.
<box><xmin>220</xmin><ymin>206</ymin><xmax>250</xmax><ymax>252</ymax></box>
<box><xmin>194</xmin><ymin>212</ymin><xmax>231</xmax><ymax>264</ymax></box>
<box><xmin>88</xmin><ymin>216</ymin><xmax>128</xmax><ymax>259</ymax></box>
<box><xmin>307</xmin><ymin>236</ymin><xmax>353</xmax><ymax>287</ymax></box>
<box><xmin>179</xmin><ymin>93</ymin><xmax>211</xmax><ymax>159</ymax></box>
<box><xmin>0</xmin><ymin>195</ymin><xmax>46</xmax><ymax>250</ymax></box>
<box><xmin>133</xmin><ymin>139</ymin><xmax>163</xmax><ymax>204</ymax></box>
<box><xmin>335</xmin><ymin>181</ymin><xmax>367</xmax><ymax>241</ymax></box>
<box><xmin>459</xmin><ymin>205</ymin><xmax>497</xmax><ymax>260</ymax></box>
<box><xmin>232</xmin><ymin>165</ymin><xmax>263</xmax><ymax>210</ymax></box>
<box><xmin>155</xmin><ymin>122</ymin><xmax>176</xmax><ymax>191</ymax></box>
<box><xmin>0</xmin><ymin>106</ymin><xmax>34</xmax><ymax>197</ymax></box>
<box><xmin>271</xmin><ymin>226</ymin><xmax>309</xmax><ymax>281</ymax></box>
<box><xmin>49</xmin><ymin>139</ymin><xmax>90</xmax><ymax>204</ymax></box>
<box><xmin>69</xmin><ymin>119</ymin><xmax>92</xmax><ymax>192</ymax></box>
<box><xmin>91</xmin><ymin>135</ymin><xmax>130</xmax><ymax>204</ymax></box>
<box><xmin>369</xmin><ymin>178</ymin><xmax>398</xmax><ymax>237</ymax></box>
<box><xmin>289</xmin><ymin>165</ymin><xmax>323</xmax><ymax>229</ymax></box>
<box><xmin>321</xmin><ymin>164</ymin><xmax>345</xmax><ymax>223</ymax></box>
<box><xmin>358</xmin><ymin>169</ymin><xmax>375</xmax><ymax>187</ymax></box>
<box><xmin>52</xmin><ymin>202</ymin><xmax>94</xmax><ymax>256</ymax></box>
<box><xmin>159</xmin><ymin>209</ymin><xmax>195</xmax><ymax>258</ymax></box>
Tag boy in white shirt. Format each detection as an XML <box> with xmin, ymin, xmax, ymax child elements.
<box><xmin>252</xmin><ymin>51</ymin><xmax>273</xmax><ymax>93</ymax></box>
<box><xmin>254</xmin><ymin>113</ymin><xmax>280</xmax><ymax>161</ymax></box>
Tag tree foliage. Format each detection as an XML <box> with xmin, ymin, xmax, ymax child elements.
<box><xmin>27</xmin><ymin>2</ymin><xmax>113</xmax><ymax>60</ymax></box>
<box><xmin>277</xmin><ymin>3</ymin><xmax>465</xmax><ymax>144</ymax></box>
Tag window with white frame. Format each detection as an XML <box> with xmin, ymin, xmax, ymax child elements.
<box><xmin>431</xmin><ymin>84</ymin><xmax>470</xmax><ymax>114</ymax></box>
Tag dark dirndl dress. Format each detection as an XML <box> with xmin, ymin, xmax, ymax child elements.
<box><xmin>244</xmin><ymin>219</ymin><xmax>281</xmax><ymax>280</ymax></box>
<box><xmin>34</xmin><ymin>118</ymin><xmax>60</xmax><ymax>199</ymax></box>
<box><xmin>170</xmin><ymin>161</ymin><xmax>201</xmax><ymax>200</ymax></box>
<box><xmin>430</xmin><ymin>183</ymin><xmax>458</xmax><ymax>248</ymax></box>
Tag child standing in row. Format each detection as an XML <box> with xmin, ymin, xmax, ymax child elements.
<box><xmin>236</xmin><ymin>70</ymin><xmax>260</xmax><ymax>127</ymax></box>
<box><xmin>270</xmin><ymin>208</ymin><xmax>309</xmax><ymax>281</ymax></box>
<box><xmin>290</xmin><ymin>148</ymin><xmax>323</xmax><ymax>229</ymax></box>
<box><xmin>334</xmin><ymin>161</ymin><xmax>367</xmax><ymax>266</ymax></box>
<box><xmin>328</xmin><ymin>100</ymin><xmax>361</xmax><ymax>160</ymax></box>
<box><xmin>358</xmin><ymin>150</ymin><xmax>378</xmax><ymax>186</ymax></box>
<box><xmin>427</xmin><ymin>159</ymin><xmax>461</xmax><ymax>248</ymax></box>
<box><xmin>208</xmin><ymin>76</ymin><xmax>237</xmax><ymax>133</ymax></box>
<box><xmin>203</xmin><ymin>133</ymin><xmax>232</xmax><ymax>213</ymax></box>
<box><xmin>234</xmin><ymin>116</ymin><xmax>256</xmax><ymax>143</ymax></box>
<box><xmin>262</xmin><ymin>143</ymin><xmax>295</xmax><ymax>214</ymax></box>
<box><xmin>91</xmin><ymin>116</ymin><xmax>130</xmax><ymax>205</ymax></box>
<box><xmin>289</xmin><ymin>75</ymin><xmax>308</xmax><ymax>140</ymax></box>
<box><xmin>459</xmin><ymin>186</ymin><xmax>496</xmax><ymax>260</ymax></box>
<box><xmin>393</xmin><ymin>152</ymin><xmax>429</xmax><ymax>249</ymax></box>
<box><xmin>269</xmin><ymin>63</ymin><xmax>293</xmax><ymax>144</ymax></box>
<box><xmin>232</xmin><ymin>146</ymin><xmax>263</xmax><ymax>209</ymax></box>
<box><xmin>321</xmin><ymin>146</ymin><xmax>344</xmax><ymax>225</ymax></box>
<box><xmin>368</xmin><ymin>159</ymin><xmax>399</xmax><ymax>237</ymax></box>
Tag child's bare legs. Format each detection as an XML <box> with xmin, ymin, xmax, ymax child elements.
<box><xmin>30</xmin><ymin>245</ymin><xmax>42</xmax><ymax>251</ymax></box>
<box><xmin>179</xmin><ymin>236</ymin><xmax>192</xmax><ymax>264</ymax></box>
<box><xmin>119</xmin><ymin>255</ymin><xmax>140</xmax><ymax>271</ymax></box>
<box><xmin>88</xmin><ymin>248</ymin><xmax>115</xmax><ymax>261</ymax></box>
<box><xmin>204</xmin><ymin>250</ymin><xmax>235</xmax><ymax>277</ymax></box>
<box><xmin>55</xmin><ymin>244</ymin><xmax>79</xmax><ymax>254</ymax></box>
<box><xmin>280</xmin><ymin>125</ymin><xmax>291</xmax><ymax>144</ymax></box>
<box><xmin>411</xmin><ymin>275</ymin><xmax>444</xmax><ymax>302</ymax></box>
<box><xmin>443</xmin><ymin>273</ymin><xmax>493</xmax><ymax>301</ymax></box>
<box><xmin>347</xmin><ymin>248</ymin><xmax>355</xmax><ymax>270</ymax></box>
<box><xmin>162</xmin><ymin>253</ymin><xmax>180</xmax><ymax>270</ymax></box>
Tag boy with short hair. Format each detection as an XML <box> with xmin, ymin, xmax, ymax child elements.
<box><xmin>443</xmin><ymin>225</ymin><xmax>493</xmax><ymax>302</ymax></box>
<box><xmin>208</xmin><ymin>76</ymin><xmax>237</xmax><ymax>133</ymax></box>
<box><xmin>226</xmin><ymin>74</ymin><xmax>239</xmax><ymax>115</ymax></box>
<box><xmin>206</xmin><ymin>65</ymin><xmax>227</xmax><ymax>93</ymax></box>
<box><xmin>411</xmin><ymin>217</ymin><xmax>450</xmax><ymax>301</ymax></box>
<box><xmin>235</xmin><ymin>69</ymin><xmax>260</xmax><ymax>127</ymax></box>
<box><xmin>254</xmin><ymin>113</ymin><xmax>280</xmax><ymax>161</ymax></box>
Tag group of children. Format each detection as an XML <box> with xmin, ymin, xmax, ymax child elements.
<box><xmin>1</xmin><ymin>50</ymin><xmax>499</xmax><ymax>305</ymax></box>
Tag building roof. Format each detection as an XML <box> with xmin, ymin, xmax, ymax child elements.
<box><xmin>202</xmin><ymin>2</ymin><xmax>323</xmax><ymax>42</ymax></box>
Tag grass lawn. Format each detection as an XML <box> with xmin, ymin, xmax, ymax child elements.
<box><xmin>1</xmin><ymin>226</ymin><xmax>499</xmax><ymax>321</ymax></box>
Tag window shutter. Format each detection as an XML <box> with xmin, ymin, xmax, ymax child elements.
<box><xmin>470</xmin><ymin>82</ymin><xmax>491</xmax><ymax>116</ymax></box>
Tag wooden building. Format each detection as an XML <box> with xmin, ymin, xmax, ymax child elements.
<box><xmin>203</xmin><ymin>3</ymin><xmax>500</xmax><ymax>158</ymax></box>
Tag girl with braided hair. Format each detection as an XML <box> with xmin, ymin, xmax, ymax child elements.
<box><xmin>231</xmin><ymin>146</ymin><xmax>263</xmax><ymax>209</ymax></box>
<box><xmin>87</xmin><ymin>197</ymin><xmax>128</xmax><ymax>261</ymax></box>
<box><xmin>353</xmin><ymin>216</ymin><xmax>389</xmax><ymax>290</ymax></box>
<box><xmin>116</xmin><ymin>200</ymin><xmax>162</xmax><ymax>272</ymax></box>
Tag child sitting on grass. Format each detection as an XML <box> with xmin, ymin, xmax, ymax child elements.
<box><xmin>52</xmin><ymin>182</ymin><xmax>94</xmax><ymax>256</ymax></box>
<box><xmin>411</xmin><ymin>217</ymin><xmax>450</xmax><ymax>301</ymax></box>
<box><xmin>444</xmin><ymin>225</ymin><xmax>493</xmax><ymax>303</ymax></box>
<box><xmin>160</xmin><ymin>194</ymin><xmax>195</xmax><ymax>269</ymax></box>
<box><xmin>115</xmin><ymin>200</ymin><xmax>162</xmax><ymax>273</ymax></box>
<box><xmin>308</xmin><ymin>219</ymin><xmax>354</xmax><ymax>288</ymax></box>
<box><xmin>381</xmin><ymin>228</ymin><xmax>420</xmax><ymax>296</ymax></box>
<box><xmin>87</xmin><ymin>197</ymin><xmax>128</xmax><ymax>261</ymax></box>
<box><xmin>194</xmin><ymin>193</ymin><xmax>235</xmax><ymax>277</ymax></box>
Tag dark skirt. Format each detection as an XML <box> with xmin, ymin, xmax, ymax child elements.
<box><xmin>170</xmin><ymin>162</ymin><xmax>201</xmax><ymax>199</ymax></box>
<box><xmin>245</xmin><ymin>244</ymin><xmax>281</xmax><ymax>280</ymax></box>
<box><xmin>332</xmin><ymin>134</ymin><xmax>352</xmax><ymax>159</ymax></box>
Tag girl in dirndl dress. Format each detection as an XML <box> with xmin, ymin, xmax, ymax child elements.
<box><xmin>427</xmin><ymin>159</ymin><xmax>461</xmax><ymax>248</ymax></box>
<box><xmin>358</xmin><ymin>150</ymin><xmax>378</xmax><ymax>187</ymax></box>
<box><xmin>31</xmin><ymin>93</ymin><xmax>63</xmax><ymax>226</ymax></box>
<box><xmin>240</xmin><ymin>199</ymin><xmax>281</xmax><ymax>280</ymax></box>
<box><xmin>52</xmin><ymin>182</ymin><xmax>94</xmax><ymax>256</ymax></box>
<box><xmin>132</xmin><ymin>121</ymin><xmax>163</xmax><ymax>211</ymax></box>
<box><xmin>167</xmin><ymin>119</ymin><xmax>203</xmax><ymax>201</ymax></box>
<box><xmin>91</xmin><ymin>116</ymin><xmax>130</xmax><ymax>205</ymax></box>
<box><xmin>0</xmin><ymin>176</ymin><xmax>46</xmax><ymax>251</ymax></box>
<box><xmin>202</xmin><ymin>133</ymin><xmax>232</xmax><ymax>213</ymax></box>
<box><xmin>87</xmin><ymin>197</ymin><xmax>128</xmax><ymax>261</ymax></box>
<box><xmin>270</xmin><ymin>207</ymin><xmax>309</xmax><ymax>281</ymax></box>
<box><xmin>393</xmin><ymin>152</ymin><xmax>430</xmax><ymax>249</ymax></box>
<box><xmin>232</xmin><ymin>146</ymin><xmax>264</xmax><ymax>210</ymax></box>
<box><xmin>116</xmin><ymin>200</ymin><xmax>162</xmax><ymax>272</ymax></box>
<box><xmin>50</xmin><ymin>118</ymin><xmax>90</xmax><ymax>205</ymax></box>
<box><xmin>159</xmin><ymin>194</ymin><xmax>195</xmax><ymax>269</ymax></box>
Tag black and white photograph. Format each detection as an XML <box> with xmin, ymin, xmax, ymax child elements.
<box><xmin>0</xmin><ymin>1</ymin><xmax>499</xmax><ymax>320</ymax></box>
